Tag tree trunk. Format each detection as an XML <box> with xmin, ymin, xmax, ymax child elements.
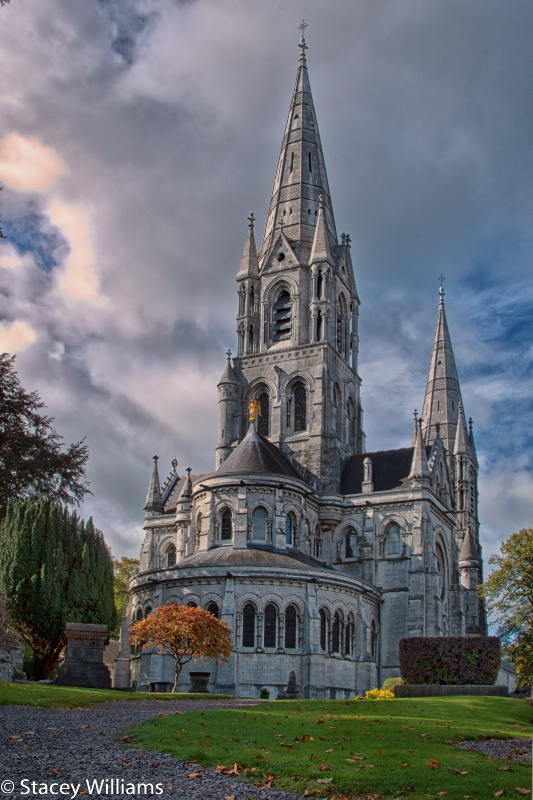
<box><xmin>173</xmin><ymin>662</ymin><xmax>181</xmax><ymax>693</ymax></box>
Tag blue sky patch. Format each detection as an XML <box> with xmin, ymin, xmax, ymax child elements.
<box><xmin>5</xmin><ymin>207</ymin><xmax>69</xmax><ymax>271</ymax></box>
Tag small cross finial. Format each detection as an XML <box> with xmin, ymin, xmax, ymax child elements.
<box><xmin>298</xmin><ymin>20</ymin><xmax>308</xmax><ymax>63</ymax></box>
<box><xmin>413</xmin><ymin>408</ymin><xmax>418</xmax><ymax>422</ymax></box>
<box><xmin>226</xmin><ymin>348</ymin><xmax>232</xmax><ymax>361</ymax></box>
<box><xmin>153</xmin><ymin>455</ymin><xmax>159</xmax><ymax>463</ymax></box>
<box><xmin>439</xmin><ymin>273</ymin><xmax>445</xmax><ymax>302</ymax></box>
<box><xmin>248</xmin><ymin>212</ymin><xmax>255</xmax><ymax>228</ymax></box>
<box><xmin>186</xmin><ymin>466</ymin><xmax>191</xmax><ymax>476</ymax></box>
<box><xmin>341</xmin><ymin>233</ymin><xmax>346</xmax><ymax>245</ymax></box>
<box><xmin>345</xmin><ymin>233</ymin><xmax>351</xmax><ymax>246</ymax></box>
<box><xmin>171</xmin><ymin>458</ymin><xmax>178</xmax><ymax>473</ymax></box>
<box><xmin>468</xmin><ymin>417</ymin><xmax>474</xmax><ymax>435</ymax></box>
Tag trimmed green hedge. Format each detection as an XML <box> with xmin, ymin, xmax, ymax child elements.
<box><xmin>399</xmin><ymin>636</ymin><xmax>500</xmax><ymax>685</ymax></box>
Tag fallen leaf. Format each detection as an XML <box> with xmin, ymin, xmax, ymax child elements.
<box><xmin>437</xmin><ymin>794</ymin><xmax>448</xmax><ymax>797</ymax></box>
<box><xmin>514</xmin><ymin>791</ymin><xmax>530</xmax><ymax>796</ymax></box>
<box><xmin>375</xmin><ymin>749</ymin><xmax>384</xmax><ymax>755</ymax></box>
<box><xmin>224</xmin><ymin>796</ymin><xmax>236</xmax><ymax>800</ymax></box>
<box><xmin>8</xmin><ymin>735</ymin><xmax>21</xmax><ymax>740</ymax></box>
<box><xmin>23</xmin><ymin>731</ymin><xmax>35</xmax><ymax>736</ymax></box>
<box><xmin>325</xmin><ymin>748</ymin><xmax>334</xmax><ymax>753</ymax></box>
<box><xmin>318</xmin><ymin>764</ymin><xmax>332</xmax><ymax>771</ymax></box>
<box><xmin>427</xmin><ymin>758</ymin><xmax>441</xmax><ymax>769</ymax></box>
<box><xmin>494</xmin><ymin>791</ymin><xmax>506</xmax><ymax>798</ymax></box>
<box><xmin>498</xmin><ymin>767</ymin><xmax>512</xmax><ymax>772</ymax></box>
<box><xmin>449</xmin><ymin>768</ymin><xmax>468</xmax><ymax>775</ymax></box>
<box><xmin>361</xmin><ymin>765</ymin><xmax>375</xmax><ymax>770</ymax></box>
<box><xmin>316</xmin><ymin>778</ymin><xmax>333</xmax><ymax>784</ymax></box>
<box><xmin>186</xmin><ymin>770</ymin><xmax>202</xmax><ymax>779</ymax></box>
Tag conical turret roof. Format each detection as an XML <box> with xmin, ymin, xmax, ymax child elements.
<box><xmin>260</xmin><ymin>35</ymin><xmax>337</xmax><ymax>267</ymax></box>
<box><xmin>459</xmin><ymin>527</ymin><xmax>479</xmax><ymax>567</ymax></box>
<box><xmin>453</xmin><ymin>402</ymin><xmax>470</xmax><ymax>456</ymax></box>
<box><xmin>216</xmin><ymin>422</ymin><xmax>300</xmax><ymax>479</ymax></box>
<box><xmin>218</xmin><ymin>350</ymin><xmax>239</xmax><ymax>386</ymax></box>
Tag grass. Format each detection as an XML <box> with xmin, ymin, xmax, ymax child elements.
<box><xmin>0</xmin><ymin>680</ymin><xmax>234</xmax><ymax>708</ymax></box>
<box><xmin>128</xmin><ymin>696</ymin><xmax>533</xmax><ymax>800</ymax></box>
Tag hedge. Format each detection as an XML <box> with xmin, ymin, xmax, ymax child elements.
<box><xmin>399</xmin><ymin>636</ymin><xmax>500</xmax><ymax>685</ymax></box>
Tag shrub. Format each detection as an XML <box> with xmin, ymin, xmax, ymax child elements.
<box><xmin>364</xmin><ymin>688</ymin><xmax>395</xmax><ymax>700</ymax></box>
<box><xmin>382</xmin><ymin>677</ymin><xmax>404</xmax><ymax>692</ymax></box>
<box><xmin>260</xmin><ymin>687</ymin><xmax>270</xmax><ymax>699</ymax></box>
<box><xmin>399</xmin><ymin>636</ymin><xmax>500</xmax><ymax>685</ymax></box>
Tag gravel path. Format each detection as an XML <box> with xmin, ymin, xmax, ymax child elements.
<box><xmin>0</xmin><ymin>700</ymin><xmax>302</xmax><ymax>800</ymax></box>
<box><xmin>456</xmin><ymin>737</ymin><xmax>532</xmax><ymax>764</ymax></box>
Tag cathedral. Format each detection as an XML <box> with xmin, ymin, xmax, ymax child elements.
<box><xmin>116</xmin><ymin>34</ymin><xmax>486</xmax><ymax>698</ymax></box>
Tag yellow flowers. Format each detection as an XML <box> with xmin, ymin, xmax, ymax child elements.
<box><xmin>363</xmin><ymin>689</ymin><xmax>395</xmax><ymax>700</ymax></box>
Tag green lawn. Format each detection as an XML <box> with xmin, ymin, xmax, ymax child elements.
<box><xmin>0</xmin><ymin>681</ymin><xmax>233</xmax><ymax>708</ymax></box>
<box><xmin>128</xmin><ymin>696</ymin><xmax>533</xmax><ymax>800</ymax></box>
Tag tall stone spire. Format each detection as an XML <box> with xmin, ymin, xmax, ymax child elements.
<box><xmin>144</xmin><ymin>455</ymin><xmax>163</xmax><ymax>515</ymax></box>
<box><xmin>421</xmin><ymin>284</ymin><xmax>463</xmax><ymax>456</ymax></box>
<box><xmin>260</xmin><ymin>29</ymin><xmax>337</xmax><ymax>266</ymax></box>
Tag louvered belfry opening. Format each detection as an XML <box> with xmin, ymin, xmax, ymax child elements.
<box><xmin>273</xmin><ymin>290</ymin><xmax>292</xmax><ymax>342</ymax></box>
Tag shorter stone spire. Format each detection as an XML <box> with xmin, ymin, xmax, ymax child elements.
<box><xmin>409</xmin><ymin>417</ymin><xmax>430</xmax><ymax>485</ymax></box>
<box><xmin>144</xmin><ymin>455</ymin><xmax>163</xmax><ymax>514</ymax></box>
<box><xmin>237</xmin><ymin>213</ymin><xmax>259</xmax><ymax>278</ymax></box>
<box><xmin>453</xmin><ymin>402</ymin><xmax>470</xmax><ymax>455</ymax></box>
<box><xmin>309</xmin><ymin>195</ymin><xmax>333</xmax><ymax>264</ymax></box>
<box><xmin>468</xmin><ymin>416</ymin><xmax>479</xmax><ymax>467</ymax></box>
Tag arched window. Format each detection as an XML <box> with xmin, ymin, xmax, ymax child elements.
<box><xmin>332</xmin><ymin>611</ymin><xmax>341</xmax><ymax>653</ymax></box>
<box><xmin>166</xmin><ymin>544</ymin><xmax>176</xmax><ymax>567</ymax></box>
<box><xmin>187</xmin><ymin>601</ymin><xmax>197</xmax><ymax>608</ymax></box>
<box><xmin>242</xmin><ymin>603</ymin><xmax>256</xmax><ymax>647</ymax></box>
<box><xmin>314</xmin><ymin>526</ymin><xmax>322</xmax><ymax>559</ymax></box>
<box><xmin>345</xmin><ymin>528</ymin><xmax>357</xmax><ymax>559</ymax></box>
<box><xmin>386</xmin><ymin>523</ymin><xmax>401</xmax><ymax>557</ymax></box>
<box><xmin>239</xmin><ymin>285</ymin><xmax>246</xmax><ymax>315</ymax></box>
<box><xmin>319</xmin><ymin>608</ymin><xmax>328</xmax><ymax>651</ymax></box>
<box><xmin>238</xmin><ymin>323</ymin><xmax>245</xmax><ymax>355</ymax></box>
<box><xmin>370</xmin><ymin>619</ymin><xmax>377</xmax><ymax>661</ymax></box>
<box><xmin>206</xmin><ymin>602</ymin><xmax>219</xmax><ymax>619</ymax></box>
<box><xmin>252</xmin><ymin>506</ymin><xmax>268</xmax><ymax>540</ymax></box>
<box><xmin>337</xmin><ymin>295</ymin><xmax>347</xmax><ymax>356</ymax></box>
<box><xmin>436</xmin><ymin>543</ymin><xmax>446</xmax><ymax>600</ymax></box>
<box><xmin>257</xmin><ymin>389</ymin><xmax>270</xmax><ymax>436</ymax></box>
<box><xmin>285</xmin><ymin>513</ymin><xmax>295</xmax><ymax>545</ymax></box>
<box><xmin>145</xmin><ymin>606</ymin><xmax>152</xmax><ymax>618</ymax></box>
<box><xmin>136</xmin><ymin>608</ymin><xmax>143</xmax><ymax>622</ymax></box>
<box><xmin>249</xmin><ymin>285</ymin><xmax>255</xmax><ymax>314</ymax></box>
<box><xmin>294</xmin><ymin>382</ymin><xmax>307</xmax><ymax>431</ymax></box>
<box><xmin>273</xmin><ymin>290</ymin><xmax>292</xmax><ymax>342</ymax></box>
<box><xmin>317</xmin><ymin>269</ymin><xmax>324</xmax><ymax>299</ymax></box>
<box><xmin>264</xmin><ymin>603</ymin><xmax>277</xmax><ymax>648</ymax></box>
<box><xmin>346</xmin><ymin>397</ymin><xmax>356</xmax><ymax>451</ymax></box>
<box><xmin>196</xmin><ymin>513</ymin><xmax>202</xmax><ymax>536</ymax></box>
<box><xmin>345</xmin><ymin>613</ymin><xmax>355</xmax><ymax>656</ymax></box>
<box><xmin>316</xmin><ymin>309</ymin><xmax>323</xmax><ymax>340</ymax></box>
<box><xmin>285</xmin><ymin>605</ymin><xmax>297</xmax><ymax>649</ymax></box>
<box><xmin>248</xmin><ymin>323</ymin><xmax>255</xmax><ymax>354</ymax></box>
<box><xmin>220</xmin><ymin>508</ymin><xmax>232</xmax><ymax>541</ymax></box>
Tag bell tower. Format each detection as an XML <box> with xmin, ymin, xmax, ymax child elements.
<box><xmin>218</xmin><ymin>29</ymin><xmax>364</xmax><ymax>492</ymax></box>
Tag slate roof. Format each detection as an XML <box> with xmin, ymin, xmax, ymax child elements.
<box><xmin>341</xmin><ymin>446</ymin><xmax>429</xmax><ymax>494</ymax></box>
<box><xmin>169</xmin><ymin>544</ymin><xmax>335</xmax><ymax>571</ymax></box>
<box><xmin>162</xmin><ymin>473</ymin><xmax>211</xmax><ymax>513</ymax></box>
<box><xmin>216</xmin><ymin>423</ymin><xmax>301</xmax><ymax>479</ymax></box>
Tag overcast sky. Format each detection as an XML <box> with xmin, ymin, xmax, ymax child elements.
<box><xmin>0</xmin><ymin>0</ymin><xmax>531</xmax><ymax>565</ymax></box>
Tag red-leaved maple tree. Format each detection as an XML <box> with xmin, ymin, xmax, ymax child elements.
<box><xmin>129</xmin><ymin>603</ymin><xmax>232</xmax><ymax>692</ymax></box>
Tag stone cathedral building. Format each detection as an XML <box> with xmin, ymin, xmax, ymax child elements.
<box><xmin>117</xmin><ymin>35</ymin><xmax>486</xmax><ymax>697</ymax></box>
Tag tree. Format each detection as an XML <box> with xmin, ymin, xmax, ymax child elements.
<box><xmin>0</xmin><ymin>497</ymin><xmax>117</xmax><ymax>679</ymax></box>
<box><xmin>478</xmin><ymin>528</ymin><xmax>533</xmax><ymax>687</ymax></box>
<box><xmin>0</xmin><ymin>353</ymin><xmax>90</xmax><ymax>510</ymax></box>
<box><xmin>129</xmin><ymin>603</ymin><xmax>232</xmax><ymax>692</ymax></box>
<box><xmin>0</xmin><ymin>590</ymin><xmax>19</xmax><ymax>653</ymax></box>
<box><xmin>113</xmin><ymin>556</ymin><xmax>139</xmax><ymax>636</ymax></box>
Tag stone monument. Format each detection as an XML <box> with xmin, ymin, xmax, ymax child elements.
<box><xmin>57</xmin><ymin>623</ymin><xmax>111</xmax><ymax>689</ymax></box>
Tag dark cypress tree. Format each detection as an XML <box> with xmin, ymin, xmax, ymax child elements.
<box><xmin>0</xmin><ymin>498</ymin><xmax>117</xmax><ymax>679</ymax></box>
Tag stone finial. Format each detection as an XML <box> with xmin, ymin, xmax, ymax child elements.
<box><xmin>362</xmin><ymin>456</ymin><xmax>374</xmax><ymax>494</ymax></box>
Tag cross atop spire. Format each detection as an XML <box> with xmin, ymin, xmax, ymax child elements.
<box><xmin>248</xmin><ymin>212</ymin><xmax>255</xmax><ymax>229</ymax></box>
<box><xmin>298</xmin><ymin>20</ymin><xmax>308</xmax><ymax>64</ymax></box>
<box><xmin>439</xmin><ymin>273</ymin><xmax>446</xmax><ymax>305</ymax></box>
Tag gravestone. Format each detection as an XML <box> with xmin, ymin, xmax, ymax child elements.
<box><xmin>278</xmin><ymin>671</ymin><xmax>299</xmax><ymax>699</ymax></box>
<box><xmin>57</xmin><ymin>623</ymin><xmax>111</xmax><ymax>689</ymax></box>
